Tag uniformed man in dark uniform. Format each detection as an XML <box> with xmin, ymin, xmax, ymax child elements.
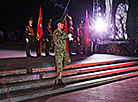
<box><xmin>77</xmin><ymin>20</ymin><xmax>85</xmax><ymax>55</ymax></box>
<box><xmin>45</xmin><ymin>19</ymin><xmax>53</xmax><ymax>56</ymax></box>
<box><xmin>25</xmin><ymin>17</ymin><xmax>34</xmax><ymax>57</ymax></box>
<box><xmin>53</xmin><ymin>18</ymin><xmax>73</xmax><ymax>87</ymax></box>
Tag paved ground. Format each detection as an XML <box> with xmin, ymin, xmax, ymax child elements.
<box><xmin>0</xmin><ymin>43</ymin><xmax>137</xmax><ymax>71</ymax></box>
<box><xmin>0</xmin><ymin>43</ymin><xmax>136</xmax><ymax>70</ymax></box>
<box><xmin>24</xmin><ymin>77</ymin><xmax>138</xmax><ymax>102</ymax></box>
<box><xmin>0</xmin><ymin>51</ymin><xmax>136</xmax><ymax>71</ymax></box>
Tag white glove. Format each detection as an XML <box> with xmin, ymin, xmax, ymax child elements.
<box><xmin>46</xmin><ymin>38</ymin><xmax>49</xmax><ymax>42</ymax></box>
<box><xmin>68</xmin><ymin>33</ymin><xmax>74</xmax><ymax>41</ymax></box>
<box><xmin>26</xmin><ymin>38</ymin><xmax>29</xmax><ymax>43</ymax></box>
<box><xmin>43</xmin><ymin>39</ymin><xmax>45</xmax><ymax>42</ymax></box>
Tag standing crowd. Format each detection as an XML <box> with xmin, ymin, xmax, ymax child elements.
<box><xmin>25</xmin><ymin>17</ymin><xmax>92</xmax><ymax>58</ymax></box>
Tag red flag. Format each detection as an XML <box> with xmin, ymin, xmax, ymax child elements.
<box><xmin>84</xmin><ymin>9</ymin><xmax>90</xmax><ymax>47</ymax></box>
<box><xmin>67</xmin><ymin>14</ymin><xmax>74</xmax><ymax>36</ymax></box>
<box><xmin>64</xmin><ymin>15</ymin><xmax>69</xmax><ymax>54</ymax></box>
<box><xmin>36</xmin><ymin>7</ymin><xmax>43</xmax><ymax>40</ymax></box>
<box><xmin>36</xmin><ymin>7</ymin><xmax>43</xmax><ymax>56</ymax></box>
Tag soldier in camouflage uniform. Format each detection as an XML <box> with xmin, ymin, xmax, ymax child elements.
<box><xmin>25</xmin><ymin>17</ymin><xmax>34</xmax><ymax>57</ymax></box>
<box><xmin>53</xmin><ymin>19</ymin><xmax>72</xmax><ymax>87</ymax></box>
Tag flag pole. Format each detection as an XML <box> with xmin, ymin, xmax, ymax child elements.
<box><xmin>61</xmin><ymin>0</ymin><xmax>70</xmax><ymax>18</ymax></box>
<box><xmin>40</xmin><ymin>7</ymin><xmax>42</xmax><ymax>57</ymax></box>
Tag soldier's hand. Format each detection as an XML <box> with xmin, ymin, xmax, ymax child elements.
<box><xmin>46</xmin><ymin>38</ymin><xmax>49</xmax><ymax>42</ymax></box>
<box><xmin>26</xmin><ymin>38</ymin><xmax>29</xmax><ymax>43</ymax></box>
<box><xmin>43</xmin><ymin>39</ymin><xmax>45</xmax><ymax>42</ymax></box>
<box><xmin>68</xmin><ymin>33</ymin><xmax>74</xmax><ymax>41</ymax></box>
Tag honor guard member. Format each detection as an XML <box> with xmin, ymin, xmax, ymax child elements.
<box><xmin>45</xmin><ymin>19</ymin><xmax>53</xmax><ymax>56</ymax></box>
<box><xmin>77</xmin><ymin>20</ymin><xmax>84</xmax><ymax>55</ymax></box>
<box><xmin>25</xmin><ymin>17</ymin><xmax>34</xmax><ymax>57</ymax></box>
<box><xmin>53</xmin><ymin>18</ymin><xmax>73</xmax><ymax>87</ymax></box>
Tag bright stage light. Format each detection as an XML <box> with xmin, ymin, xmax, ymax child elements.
<box><xmin>95</xmin><ymin>17</ymin><xmax>107</xmax><ymax>32</ymax></box>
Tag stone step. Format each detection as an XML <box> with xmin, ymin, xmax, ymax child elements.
<box><xmin>1</xmin><ymin>65</ymin><xmax>138</xmax><ymax>95</ymax></box>
<box><xmin>1</xmin><ymin>58</ymin><xmax>138</xmax><ymax>77</ymax></box>
<box><xmin>1</xmin><ymin>61</ymin><xmax>137</xmax><ymax>84</ymax></box>
<box><xmin>1</xmin><ymin>71</ymin><xmax>138</xmax><ymax>102</ymax></box>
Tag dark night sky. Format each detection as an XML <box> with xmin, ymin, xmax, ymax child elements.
<box><xmin>0</xmin><ymin>0</ymin><xmax>93</xmax><ymax>30</ymax></box>
<box><xmin>0</xmin><ymin>0</ymin><xmax>137</xmax><ymax>38</ymax></box>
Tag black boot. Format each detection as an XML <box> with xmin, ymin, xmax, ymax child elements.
<box><xmin>27</xmin><ymin>54</ymin><xmax>31</xmax><ymax>57</ymax></box>
<box><xmin>27</xmin><ymin>54</ymin><xmax>34</xmax><ymax>57</ymax></box>
<box><xmin>55</xmin><ymin>66</ymin><xmax>57</xmax><ymax>71</ymax></box>
<box><xmin>56</xmin><ymin>79</ymin><xmax>66</xmax><ymax>87</ymax></box>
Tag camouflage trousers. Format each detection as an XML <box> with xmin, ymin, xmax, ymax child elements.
<box><xmin>55</xmin><ymin>50</ymin><xmax>71</xmax><ymax>79</ymax></box>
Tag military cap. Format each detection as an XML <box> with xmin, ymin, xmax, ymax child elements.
<box><xmin>28</xmin><ymin>17</ymin><xmax>33</xmax><ymax>21</ymax></box>
<box><xmin>55</xmin><ymin>17</ymin><xmax>65</xmax><ymax>24</ymax></box>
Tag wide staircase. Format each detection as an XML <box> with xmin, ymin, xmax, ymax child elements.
<box><xmin>1</xmin><ymin>55</ymin><xmax>138</xmax><ymax>102</ymax></box>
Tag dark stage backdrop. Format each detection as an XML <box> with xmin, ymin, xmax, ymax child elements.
<box><xmin>127</xmin><ymin>0</ymin><xmax>137</xmax><ymax>38</ymax></box>
<box><xmin>0</xmin><ymin>0</ymin><xmax>137</xmax><ymax>40</ymax></box>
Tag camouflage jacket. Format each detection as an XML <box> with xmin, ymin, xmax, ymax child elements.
<box><xmin>53</xmin><ymin>29</ymin><xmax>68</xmax><ymax>53</ymax></box>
